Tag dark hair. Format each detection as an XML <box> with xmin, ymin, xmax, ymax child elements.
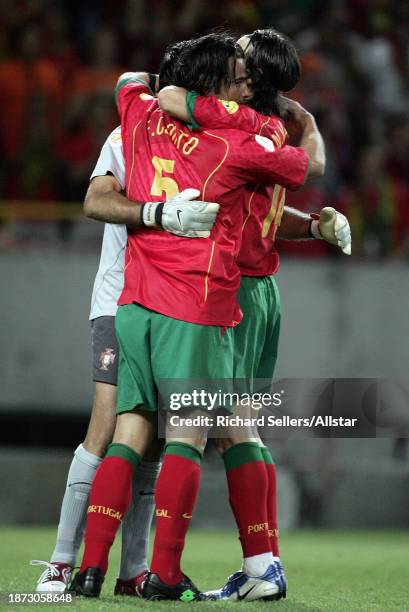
<box><xmin>245</xmin><ymin>28</ymin><xmax>301</xmax><ymax>117</ymax></box>
<box><xmin>159</xmin><ymin>33</ymin><xmax>243</xmax><ymax>96</ymax></box>
<box><xmin>158</xmin><ymin>40</ymin><xmax>190</xmax><ymax>90</ymax></box>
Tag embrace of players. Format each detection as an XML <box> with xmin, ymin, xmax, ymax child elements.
<box><xmin>32</xmin><ymin>28</ymin><xmax>351</xmax><ymax>602</ymax></box>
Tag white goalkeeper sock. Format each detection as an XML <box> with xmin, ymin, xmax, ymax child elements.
<box><xmin>242</xmin><ymin>552</ymin><xmax>274</xmax><ymax>577</ymax></box>
<box><xmin>50</xmin><ymin>444</ymin><xmax>102</xmax><ymax>566</ymax></box>
<box><xmin>119</xmin><ymin>461</ymin><xmax>160</xmax><ymax>580</ymax></box>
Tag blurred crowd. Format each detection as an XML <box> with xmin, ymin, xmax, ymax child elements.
<box><xmin>0</xmin><ymin>0</ymin><xmax>408</xmax><ymax>258</ymax></box>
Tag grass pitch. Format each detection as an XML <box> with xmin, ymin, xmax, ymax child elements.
<box><xmin>0</xmin><ymin>528</ymin><xmax>408</xmax><ymax>611</ymax></box>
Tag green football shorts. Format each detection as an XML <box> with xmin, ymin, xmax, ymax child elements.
<box><xmin>234</xmin><ymin>275</ymin><xmax>281</xmax><ymax>386</ymax></box>
<box><xmin>115</xmin><ymin>303</ymin><xmax>234</xmax><ymax>413</ymax></box>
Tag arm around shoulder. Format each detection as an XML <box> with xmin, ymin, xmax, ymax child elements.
<box><xmin>157</xmin><ymin>86</ymin><xmax>190</xmax><ymax>122</ymax></box>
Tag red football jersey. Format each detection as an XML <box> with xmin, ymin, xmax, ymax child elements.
<box><xmin>190</xmin><ymin>94</ymin><xmax>308</xmax><ymax>276</ymax></box>
<box><xmin>117</xmin><ymin>80</ymin><xmax>308</xmax><ymax>326</ymax></box>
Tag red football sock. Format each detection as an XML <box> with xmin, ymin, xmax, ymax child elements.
<box><xmin>150</xmin><ymin>442</ymin><xmax>201</xmax><ymax>585</ymax></box>
<box><xmin>80</xmin><ymin>443</ymin><xmax>140</xmax><ymax>575</ymax></box>
<box><xmin>223</xmin><ymin>442</ymin><xmax>271</xmax><ymax>558</ymax></box>
<box><xmin>261</xmin><ymin>446</ymin><xmax>279</xmax><ymax>556</ymax></box>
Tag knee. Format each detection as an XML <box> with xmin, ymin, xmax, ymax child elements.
<box><xmin>83</xmin><ymin>432</ymin><xmax>112</xmax><ymax>457</ymax></box>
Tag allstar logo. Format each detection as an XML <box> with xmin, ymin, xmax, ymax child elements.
<box><xmin>99</xmin><ymin>348</ymin><xmax>116</xmax><ymax>371</ymax></box>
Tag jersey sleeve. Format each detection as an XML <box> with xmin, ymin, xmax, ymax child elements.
<box><xmin>186</xmin><ymin>92</ymin><xmax>288</xmax><ymax>147</ymax></box>
<box><xmin>115</xmin><ymin>76</ymin><xmax>156</xmax><ymax>125</ymax></box>
<box><xmin>231</xmin><ymin>133</ymin><xmax>310</xmax><ymax>191</ymax></box>
<box><xmin>90</xmin><ymin>126</ymin><xmax>125</xmax><ymax>189</ymax></box>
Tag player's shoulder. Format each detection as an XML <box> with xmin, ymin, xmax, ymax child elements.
<box><xmin>115</xmin><ymin>73</ymin><xmax>155</xmax><ymax>100</ymax></box>
<box><xmin>107</xmin><ymin>126</ymin><xmax>122</xmax><ymax>147</ymax></box>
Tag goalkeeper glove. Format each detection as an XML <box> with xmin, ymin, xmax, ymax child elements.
<box><xmin>310</xmin><ymin>207</ymin><xmax>352</xmax><ymax>255</ymax></box>
<box><xmin>141</xmin><ymin>189</ymin><xmax>219</xmax><ymax>238</ymax></box>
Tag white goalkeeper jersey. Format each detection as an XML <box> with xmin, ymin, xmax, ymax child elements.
<box><xmin>89</xmin><ymin>126</ymin><xmax>127</xmax><ymax>320</ymax></box>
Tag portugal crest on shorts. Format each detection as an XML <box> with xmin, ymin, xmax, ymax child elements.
<box><xmin>99</xmin><ymin>348</ymin><xmax>116</xmax><ymax>371</ymax></box>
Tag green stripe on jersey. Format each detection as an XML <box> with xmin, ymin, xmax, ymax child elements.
<box><xmin>185</xmin><ymin>91</ymin><xmax>200</xmax><ymax>130</ymax></box>
<box><xmin>114</xmin><ymin>77</ymin><xmax>153</xmax><ymax>105</ymax></box>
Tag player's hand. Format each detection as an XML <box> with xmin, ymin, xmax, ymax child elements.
<box><xmin>311</xmin><ymin>207</ymin><xmax>352</xmax><ymax>255</ymax></box>
<box><xmin>280</xmin><ymin>96</ymin><xmax>312</xmax><ymax>126</ymax></box>
<box><xmin>141</xmin><ymin>189</ymin><xmax>219</xmax><ymax>238</ymax></box>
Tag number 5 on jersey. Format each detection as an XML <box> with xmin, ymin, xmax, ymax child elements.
<box><xmin>150</xmin><ymin>156</ymin><xmax>179</xmax><ymax>198</ymax></box>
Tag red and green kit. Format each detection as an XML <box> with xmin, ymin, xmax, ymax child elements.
<box><xmin>116</xmin><ymin>79</ymin><xmax>308</xmax><ymax>327</ymax></box>
<box><xmin>188</xmin><ymin>94</ymin><xmax>309</xmax><ymax>276</ymax></box>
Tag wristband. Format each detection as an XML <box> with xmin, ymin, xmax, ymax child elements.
<box><xmin>309</xmin><ymin>219</ymin><xmax>322</xmax><ymax>240</ymax></box>
<box><xmin>141</xmin><ymin>202</ymin><xmax>164</xmax><ymax>227</ymax></box>
<box><xmin>154</xmin><ymin>202</ymin><xmax>164</xmax><ymax>226</ymax></box>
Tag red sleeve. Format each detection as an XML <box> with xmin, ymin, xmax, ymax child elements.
<box><xmin>187</xmin><ymin>92</ymin><xmax>288</xmax><ymax>146</ymax></box>
<box><xmin>230</xmin><ymin>134</ymin><xmax>310</xmax><ymax>191</ymax></box>
<box><xmin>115</xmin><ymin>78</ymin><xmax>156</xmax><ymax>125</ymax></box>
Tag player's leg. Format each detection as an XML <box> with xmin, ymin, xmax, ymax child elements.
<box><xmin>33</xmin><ymin>317</ymin><xmax>118</xmax><ymax>593</ymax></box>
<box><xmin>145</xmin><ymin>423</ymin><xmax>208</xmax><ymax>601</ymax></box>
<box><xmin>115</xmin><ymin>436</ymin><xmax>163</xmax><ymax>596</ymax></box>
<box><xmin>72</xmin><ymin>304</ymin><xmax>157</xmax><ymax>597</ymax></box>
<box><xmin>228</xmin><ymin>277</ymin><xmax>276</xmax><ymax>580</ymax></box>
<box><xmin>254</xmin><ymin>276</ymin><xmax>287</xmax><ymax>593</ymax></box>
<box><xmin>207</xmin><ymin>418</ymin><xmax>279</xmax><ymax>602</ymax></box>
<box><xmin>205</xmin><ymin>276</ymin><xmax>284</xmax><ymax>601</ymax></box>
<box><xmin>143</xmin><ymin>313</ymin><xmax>234</xmax><ymax>601</ymax></box>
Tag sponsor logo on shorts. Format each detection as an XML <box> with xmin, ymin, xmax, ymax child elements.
<box><xmin>88</xmin><ymin>505</ymin><xmax>123</xmax><ymax>521</ymax></box>
<box><xmin>99</xmin><ymin>347</ymin><xmax>116</xmax><ymax>371</ymax></box>
<box><xmin>248</xmin><ymin>521</ymin><xmax>268</xmax><ymax>535</ymax></box>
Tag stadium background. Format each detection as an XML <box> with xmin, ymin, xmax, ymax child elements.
<box><xmin>0</xmin><ymin>0</ymin><xmax>408</xmax><ymax>548</ymax></box>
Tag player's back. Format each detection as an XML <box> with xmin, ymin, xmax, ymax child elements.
<box><xmin>117</xmin><ymin>80</ymin><xmax>308</xmax><ymax>326</ymax></box>
<box><xmin>118</xmin><ymin>85</ymin><xmax>251</xmax><ymax>327</ymax></box>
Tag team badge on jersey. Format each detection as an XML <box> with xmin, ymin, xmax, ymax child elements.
<box><xmin>218</xmin><ymin>100</ymin><xmax>239</xmax><ymax>114</ymax></box>
<box><xmin>99</xmin><ymin>348</ymin><xmax>116</xmax><ymax>371</ymax></box>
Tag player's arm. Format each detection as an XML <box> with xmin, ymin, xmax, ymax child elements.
<box><xmin>281</xmin><ymin>97</ymin><xmax>326</xmax><ymax>177</ymax></box>
<box><xmin>85</xmin><ymin>180</ymin><xmax>219</xmax><ymax>237</ymax></box>
<box><xmin>159</xmin><ymin>88</ymin><xmax>324</xmax><ymax>178</ymax></box>
<box><xmin>157</xmin><ymin>86</ymin><xmax>190</xmax><ymax>122</ymax></box>
<box><xmin>85</xmin><ymin>131</ymin><xmax>219</xmax><ymax>236</ymax></box>
<box><xmin>232</xmin><ymin>134</ymin><xmax>310</xmax><ymax>192</ymax></box>
<box><xmin>158</xmin><ymin>87</ymin><xmax>276</xmax><ymax>134</ymax></box>
<box><xmin>277</xmin><ymin>206</ymin><xmax>352</xmax><ymax>255</ymax></box>
<box><xmin>115</xmin><ymin>72</ymin><xmax>159</xmax><ymax>96</ymax></box>
<box><xmin>84</xmin><ymin>126</ymin><xmax>142</xmax><ymax>226</ymax></box>
<box><xmin>84</xmin><ymin>175</ymin><xmax>142</xmax><ymax>225</ymax></box>
<box><xmin>277</xmin><ymin>206</ymin><xmax>312</xmax><ymax>240</ymax></box>
<box><xmin>114</xmin><ymin>72</ymin><xmax>157</xmax><ymax>128</ymax></box>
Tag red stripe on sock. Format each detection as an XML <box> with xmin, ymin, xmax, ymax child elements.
<box><xmin>150</xmin><ymin>454</ymin><xmax>200</xmax><ymax>585</ymax></box>
<box><xmin>226</xmin><ymin>460</ymin><xmax>271</xmax><ymax>558</ymax></box>
<box><xmin>80</xmin><ymin>456</ymin><xmax>133</xmax><ymax>574</ymax></box>
<box><xmin>265</xmin><ymin>462</ymin><xmax>279</xmax><ymax>556</ymax></box>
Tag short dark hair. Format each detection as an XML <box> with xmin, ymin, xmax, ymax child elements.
<box><xmin>245</xmin><ymin>28</ymin><xmax>301</xmax><ymax>117</ymax></box>
<box><xmin>159</xmin><ymin>33</ymin><xmax>243</xmax><ymax>96</ymax></box>
<box><xmin>158</xmin><ymin>40</ymin><xmax>190</xmax><ymax>90</ymax></box>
